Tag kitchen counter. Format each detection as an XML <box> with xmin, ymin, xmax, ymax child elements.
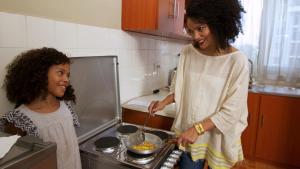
<box><xmin>123</xmin><ymin>85</ymin><xmax>300</xmax><ymax>118</ymax></box>
<box><xmin>122</xmin><ymin>88</ymin><xmax>176</xmax><ymax>118</ymax></box>
<box><xmin>0</xmin><ymin>132</ymin><xmax>57</xmax><ymax>169</ymax></box>
<box><xmin>249</xmin><ymin>84</ymin><xmax>300</xmax><ymax>97</ymax></box>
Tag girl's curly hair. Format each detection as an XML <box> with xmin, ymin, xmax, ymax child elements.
<box><xmin>186</xmin><ymin>0</ymin><xmax>245</xmax><ymax>49</ymax></box>
<box><xmin>3</xmin><ymin>47</ymin><xmax>76</xmax><ymax>108</ymax></box>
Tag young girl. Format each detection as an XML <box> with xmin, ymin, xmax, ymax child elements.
<box><xmin>1</xmin><ymin>47</ymin><xmax>81</xmax><ymax>169</ymax></box>
<box><xmin>148</xmin><ymin>0</ymin><xmax>248</xmax><ymax>168</ymax></box>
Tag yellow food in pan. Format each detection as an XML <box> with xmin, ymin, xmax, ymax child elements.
<box><xmin>131</xmin><ymin>141</ymin><xmax>156</xmax><ymax>151</ymax></box>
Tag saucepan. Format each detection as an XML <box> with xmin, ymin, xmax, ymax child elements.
<box><xmin>126</xmin><ymin>132</ymin><xmax>163</xmax><ymax>155</ymax></box>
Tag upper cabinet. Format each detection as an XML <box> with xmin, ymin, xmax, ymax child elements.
<box><xmin>122</xmin><ymin>0</ymin><xmax>190</xmax><ymax>40</ymax></box>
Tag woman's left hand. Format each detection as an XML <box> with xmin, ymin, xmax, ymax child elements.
<box><xmin>176</xmin><ymin>126</ymin><xmax>199</xmax><ymax>146</ymax></box>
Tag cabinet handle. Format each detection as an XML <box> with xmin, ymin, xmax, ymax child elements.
<box><xmin>168</xmin><ymin>0</ymin><xmax>176</xmax><ymax>18</ymax></box>
<box><xmin>260</xmin><ymin>113</ymin><xmax>264</xmax><ymax>128</ymax></box>
<box><xmin>176</xmin><ymin>0</ymin><xmax>179</xmax><ymax>18</ymax></box>
<box><xmin>173</xmin><ymin>0</ymin><xmax>177</xmax><ymax>18</ymax></box>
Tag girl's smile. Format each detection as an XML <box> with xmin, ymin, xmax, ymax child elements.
<box><xmin>47</xmin><ymin>64</ymin><xmax>70</xmax><ymax>98</ymax></box>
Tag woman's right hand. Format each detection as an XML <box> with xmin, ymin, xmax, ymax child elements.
<box><xmin>148</xmin><ymin>100</ymin><xmax>165</xmax><ymax>115</ymax></box>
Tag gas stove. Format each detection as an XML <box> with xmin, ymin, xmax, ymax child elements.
<box><xmin>69</xmin><ymin>56</ymin><xmax>183</xmax><ymax>169</ymax></box>
<box><xmin>80</xmin><ymin>123</ymin><xmax>182</xmax><ymax>169</ymax></box>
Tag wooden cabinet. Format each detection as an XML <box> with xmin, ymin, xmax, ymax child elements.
<box><xmin>241</xmin><ymin>92</ymin><xmax>260</xmax><ymax>159</ymax></box>
<box><xmin>123</xmin><ymin>92</ymin><xmax>300</xmax><ymax>168</ymax></box>
<box><xmin>122</xmin><ymin>0</ymin><xmax>190</xmax><ymax>40</ymax></box>
<box><xmin>255</xmin><ymin>95</ymin><xmax>300</xmax><ymax>168</ymax></box>
<box><xmin>122</xmin><ymin>107</ymin><xmax>174</xmax><ymax>131</ymax></box>
<box><xmin>242</xmin><ymin>93</ymin><xmax>300</xmax><ymax>168</ymax></box>
<box><xmin>170</xmin><ymin>0</ymin><xmax>186</xmax><ymax>36</ymax></box>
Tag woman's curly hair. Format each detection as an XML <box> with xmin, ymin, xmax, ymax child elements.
<box><xmin>186</xmin><ymin>0</ymin><xmax>245</xmax><ymax>49</ymax></box>
<box><xmin>3</xmin><ymin>47</ymin><xmax>76</xmax><ymax>108</ymax></box>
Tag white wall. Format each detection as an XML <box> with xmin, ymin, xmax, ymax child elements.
<box><xmin>0</xmin><ymin>12</ymin><xmax>186</xmax><ymax>115</ymax></box>
<box><xmin>0</xmin><ymin>0</ymin><xmax>121</xmax><ymax>29</ymax></box>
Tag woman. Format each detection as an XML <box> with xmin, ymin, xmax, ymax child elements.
<box><xmin>148</xmin><ymin>0</ymin><xmax>249</xmax><ymax>168</ymax></box>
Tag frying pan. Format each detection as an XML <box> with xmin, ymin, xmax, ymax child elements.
<box><xmin>126</xmin><ymin>132</ymin><xmax>163</xmax><ymax>155</ymax></box>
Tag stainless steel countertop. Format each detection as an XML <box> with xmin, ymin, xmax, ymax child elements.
<box><xmin>0</xmin><ymin>132</ymin><xmax>57</xmax><ymax>169</ymax></box>
<box><xmin>249</xmin><ymin>84</ymin><xmax>300</xmax><ymax>97</ymax></box>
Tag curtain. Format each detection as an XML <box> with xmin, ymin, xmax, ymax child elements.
<box><xmin>257</xmin><ymin>0</ymin><xmax>300</xmax><ymax>87</ymax></box>
<box><xmin>233</xmin><ymin>0</ymin><xmax>263</xmax><ymax>83</ymax></box>
<box><xmin>234</xmin><ymin>0</ymin><xmax>263</xmax><ymax>61</ymax></box>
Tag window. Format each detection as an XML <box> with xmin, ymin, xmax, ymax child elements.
<box><xmin>256</xmin><ymin>0</ymin><xmax>300</xmax><ymax>86</ymax></box>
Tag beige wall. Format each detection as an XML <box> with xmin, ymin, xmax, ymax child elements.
<box><xmin>0</xmin><ymin>0</ymin><xmax>121</xmax><ymax>29</ymax></box>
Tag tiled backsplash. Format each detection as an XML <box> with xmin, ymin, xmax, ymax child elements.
<box><xmin>0</xmin><ymin>12</ymin><xmax>187</xmax><ymax>115</ymax></box>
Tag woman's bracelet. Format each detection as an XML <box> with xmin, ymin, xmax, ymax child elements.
<box><xmin>193</xmin><ymin>123</ymin><xmax>205</xmax><ymax>135</ymax></box>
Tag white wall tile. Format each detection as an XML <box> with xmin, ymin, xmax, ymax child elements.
<box><xmin>94</xmin><ymin>27</ymin><xmax>111</xmax><ymax>49</ymax></box>
<box><xmin>0</xmin><ymin>12</ymin><xmax>26</xmax><ymax>47</ymax></box>
<box><xmin>142</xmin><ymin>38</ymin><xmax>156</xmax><ymax>50</ymax></box>
<box><xmin>147</xmin><ymin>50</ymin><xmax>157</xmax><ymax>67</ymax></box>
<box><xmin>108</xmin><ymin>29</ymin><xmax>127</xmax><ymax>49</ymax></box>
<box><xmin>117</xmin><ymin>49</ymin><xmax>132</xmax><ymax>69</ymax></box>
<box><xmin>77</xmin><ymin>24</ymin><xmax>104</xmax><ymax>49</ymax></box>
<box><xmin>121</xmin><ymin>32</ymin><xmax>140</xmax><ymax>50</ymax></box>
<box><xmin>119</xmin><ymin>80</ymin><xmax>138</xmax><ymax>103</ymax></box>
<box><xmin>156</xmin><ymin>40</ymin><xmax>168</xmax><ymax>51</ymax></box>
<box><xmin>130</xmin><ymin>49</ymin><xmax>148</xmax><ymax>67</ymax></box>
<box><xmin>26</xmin><ymin>16</ymin><xmax>55</xmax><ymax>48</ymax></box>
<box><xmin>55</xmin><ymin>21</ymin><xmax>77</xmax><ymax>49</ymax></box>
<box><xmin>0</xmin><ymin>13</ymin><xmax>186</xmax><ymax>107</ymax></box>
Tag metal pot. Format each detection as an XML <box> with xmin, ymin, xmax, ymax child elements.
<box><xmin>126</xmin><ymin>132</ymin><xmax>163</xmax><ymax>155</ymax></box>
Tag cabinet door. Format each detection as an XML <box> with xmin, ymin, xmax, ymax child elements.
<box><xmin>122</xmin><ymin>0</ymin><xmax>158</xmax><ymax>30</ymax></box>
<box><xmin>241</xmin><ymin>93</ymin><xmax>260</xmax><ymax>159</ymax></box>
<box><xmin>256</xmin><ymin>95</ymin><xmax>300</xmax><ymax>168</ymax></box>
<box><xmin>158</xmin><ymin>0</ymin><xmax>175</xmax><ymax>34</ymax></box>
<box><xmin>173</xmin><ymin>0</ymin><xmax>188</xmax><ymax>37</ymax></box>
<box><xmin>122</xmin><ymin>108</ymin><xmax>174</xmax><ymax>131</ymax></box>
<box><xmin>158</xmin><ymin>0</ymin><xmax>189</xmax><ymax>38</ymax></box>
<box><xmin>122</xmin><ymin>0</ymin><xmax>189</xmax><ymax>40</ymax></box>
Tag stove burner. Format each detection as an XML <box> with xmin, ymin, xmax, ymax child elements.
<box><xmin>94</xmin><ymin>136</ymin><xmax>120</xmax><ymax>153</ymax></box>
<box><xmin>117</xmin><ymin>125</ymin><xmax>138</xmax><ymax>134</ymax></box>
<box><xmin>126</xmin><ymin>150</ymin><xmax>156</xmax><ymax>165</ymax></box>
<box><xmin>148</xmin><ymin>130</ymin><xmax>169</xmax><ymax>141</ymax></box>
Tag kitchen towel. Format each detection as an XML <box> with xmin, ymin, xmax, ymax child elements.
<box><xmin>0</xmin><ymin>135</ymin><xmax>20</xmax><ymax>159</ymax></box>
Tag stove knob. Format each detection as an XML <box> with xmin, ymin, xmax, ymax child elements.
<box><xmin>162</xmin><ymin>161</ymin><xmax>175</xmax><ymax>168</ymax></box>
<box><xmin>166</xmin><ymin>157</ymin><xmax>177</xmax><ymax>163</ymax></box>
<box><xmin>172</xmin><ymin>150</ymin><xmax>183</xmax><ymax>155</ymax></box>
<box><xmin>160</xmin><ymin>150</ymin><xmax>183</xmax><ymax>169</ymax></box>
<box><xmin>160</xmin><ymin>166</ymin><xmax>172</xmax><ymax>169</ymax></box>
<box><xmin>169</xmin><ymin>153</ymin><xmax>180</xmax><ymax>159</ymax></box>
